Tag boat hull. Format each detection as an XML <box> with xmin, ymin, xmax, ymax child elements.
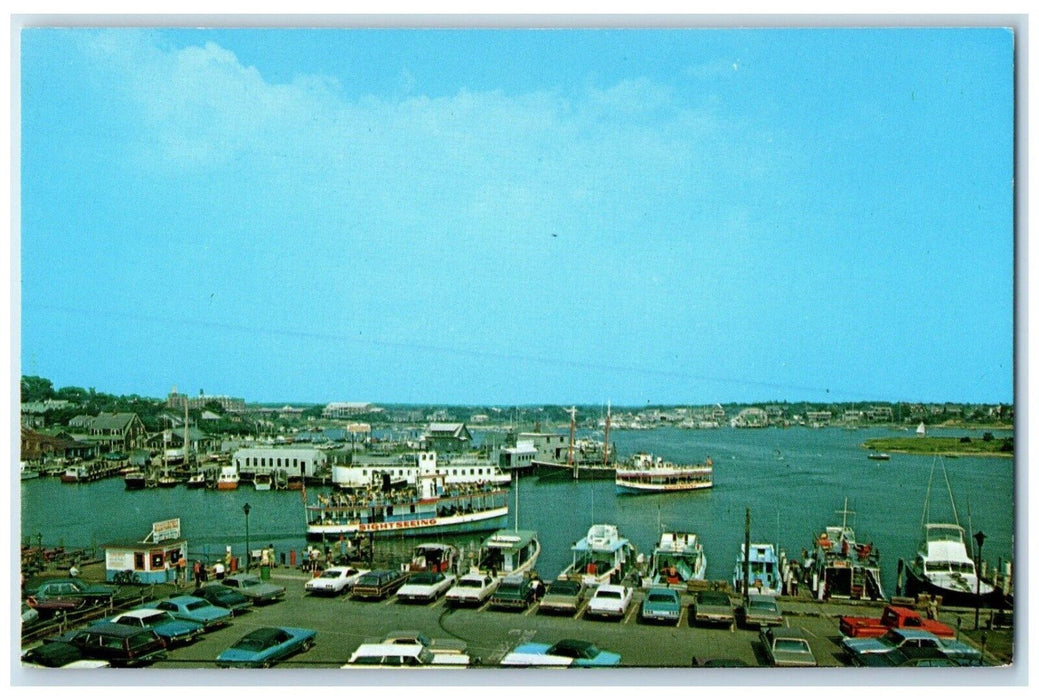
<box><xmin>615</xmin><ymin>480</ymin><xmax>713</xmax><ymax>495</ymax></box>
<box><xmin>216</xmin><ymin>481</ymin><xmax>239</xmax><ymax>491</ymax></box>
<box><xmin>532</xmin><ymin>460</ymin><xmax>616</xmax><ymax>480</ymax></box>
<box><xmin>306</xmin><ymin>507</ymin><xmax>509</xmax><ymax>541</ymax></box>
<box><xmin>902</xmin><ymin>563</ymin><xmax>1010</xmax><ymax>609</ymax></box>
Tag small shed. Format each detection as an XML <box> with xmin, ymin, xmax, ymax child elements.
<box><xmin>103</xmin><ymin>518</ymin><xmax>186</xmax><ymax>584</ymax></box>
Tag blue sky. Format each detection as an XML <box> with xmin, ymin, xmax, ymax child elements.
<box><xmin>17</xmin><ymin>26</ymin><xmax>1015</xmax><ymax>405</ymax></box>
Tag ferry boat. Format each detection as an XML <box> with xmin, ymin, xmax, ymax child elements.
<box><xmin>899</xmin><ymin>457</ymin><xmax>1008</xmax><ymax>608</ymax></box>
<box><xmin>216</xmin><ymin>465</ymin><xmax>240</xmax><ymax>491</ymax></box>
<box><xmin>305</xmin><ymin>473</ymin><xmax>509</xmax><ymax>541</ymax></box>
<box><xmin>331</xmin><ymin>451</ymin><xmax>510</xmax><ymax>490</ymax></box>
<box><xmin>560</xmin><ymin>523</ymin><xmax>636</xmax><ymax>586</ymax></box>
<box><xmin>803</xmin><ymin>498</ymin><xmax>885</xmax><ymax>601</ymax></box>
<box><xmin>645</xmin><ymin>532</ymin><xmax>707</xmax><ymax>588</ymax></box>
<box><xmin>733</xmin><ymin>542</ymin><xmax>788</xmax><ymax>596</ymax></box>
<box><xmin>472</xmin><ymin>529</ymin><xmax>541</xmax><ymax>579</ymax></box>
<box><xmin>614</xmin><ymin>453</ymin><xmax>713</xmax><ymax>494</ymax></box>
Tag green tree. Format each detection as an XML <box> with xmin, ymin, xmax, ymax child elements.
<box><xmin>21</xmin><ymin>376</ymin><xmax>54</xmax><ymax>402</ymax></box>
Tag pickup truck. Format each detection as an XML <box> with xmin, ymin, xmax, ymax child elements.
<box><xmin>839</xmin><ymin>605</ymin><xmax>956</xmax><ymax>639</ymax></box>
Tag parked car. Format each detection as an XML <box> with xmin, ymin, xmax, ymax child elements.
<box><xmin>24</xmin><ymin>577</ymin><xmax>117</xmax><ymax>607</ymax></box>
<box><xmin>107</xmin><ymin>608</ymin><xmax>204</xmax><ymax>647</ymax></box>
<box><xmin>396</xmin><ymin>570</ymin><xmax>456</xmax><ymax>604</ymax></box>
<box><xmin>585</xmin><ymin>584</ymin><xmax>633</xmax><ymax>620</ymax></box>
<box><xmin>351</xmin><ymin>569</ymin><xmax>410</xmax><ymax>601</ymax></box>
<box><xmin>345</xmin><ymin>642</ymin><xmax>470</xmax><ymax>667</ymax></box>
<box><xmin>538</xmin><ymin>579</ymin><xmax>586</xmax><ymax>616</ymax></box>
<box><xmin>304</xmin><ymin>566</ymin><xmax>369</xmax><ymax>596</ymax></box>
<box><xmin>842</xmin><ymin>628</ymin><xmax>982</xmax><ymax>666</ymax></box>
<box><xmin>216</xmin><ymin>626</ymin><xmax>317</xmax><ymax>668</ymax></box>
<box><xmin>760</xmin><ymin>626</ymin><xmax>818</xmax><ymax>667</ymax></box>
<box><xmin>692</xmin><ymin>590</ymin><xmax>736</xmax><ymax>628</ymax></box>
<box><xmin>193</xmin><ymin>584</ymin><xmax>253</xmax><ymax>615</ymax></box>
<box><xmin>639</xmin><ymin>587</ymin><xmax>682</xmax><ymax>625</ymax></box>
<box><xmin>501</xmin><ymin>639</ymin><xmax>621</xmax><ymax>667</ymax></box>
<box><xmin>154</xmin><ymin>595</ymin><xmax>233</xmax><ymax>631</ymax></box>
<box><xmin>219</xmin><ymin>574</ymin><xmax>286</xmax><ymax>605</ymax></box>
<box><xmin>21</xmin><ymin>602</ymin><xmax>39</xmax><ymax>625</ymax></box>
<box><xmin>488</xmin><ymin>574</ymin><xmax>537</xmax><ymax>611</ymax></box>
<box><xmin>738</xmin><ymin>594</ymin><xmax>783</xmax><ymax>629</ymax></box>
<box><xmin>379</xmin><ymin>630</ymin><xmax>468</xmax><ymax>656</ymax></box>
<box><xmin>445</xmin><ymin>573</ymin><xmax>499</xmax><ymax>607</ymax></box>
<box><xmin>853</xmin><ymin>646</ymin><xmax>962</xmax><ymax>667</ymax></box>
<box><xmin>21</xmin><ymin>641</ymin><xmax>110</xmax><ymax>669</ymax></box>
<box><xmin>54</xmin><ymin>622</ymin><xmax>167</xmax><ymax>667</ymax></box>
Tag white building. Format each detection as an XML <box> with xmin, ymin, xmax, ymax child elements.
<box><xmin>233</xmin><ymin>447</ymin><xmax>328</xmax><ymax>481</ymax></box>
<box><xmin>331</xmin><ymin>451</ymin><xmax>510</xmax><ymax>489</ymax></box>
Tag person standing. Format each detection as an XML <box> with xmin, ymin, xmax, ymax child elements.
<box><xmin>193</xmin><ymin>560</ymin><xmax>203</xmax><ymax>587</ymax></box>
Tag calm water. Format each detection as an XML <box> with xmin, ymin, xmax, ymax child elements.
<box><xmin>20</xmin><ymin>426</ymin><xmax>1016</xmax><ymax>596</ymax></box>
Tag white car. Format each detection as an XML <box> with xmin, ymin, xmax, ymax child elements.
<box><xmin>585</xmin><ymin>584</ymin><xmax>633</xmax><ymax>620</ymax></box>
<box><xmin>343</xmin><ymin>642</ymin><xmax>470</xmax><ymax>667</ymax></box>
<box><xmin>445</xmin><ymin>573</ymin><xmax>499</xmax><ymax>607</ymax></box>
<box><xmin>304</xmin><ymin>566</ymin><xmax>369</xmax><ymax>596</ymax></box>
<box><xmin>396</xmin><ymin>571</ymin><xmax>457</xmax><ymax>603</ymax></box>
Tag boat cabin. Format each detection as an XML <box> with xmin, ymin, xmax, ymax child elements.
<box><xmin>566</xmin><ymin>524</ymin><xmax>634</xmax><ymax>585</ymax></box>
<box><xmin>477</xmin><ymin>530</ymin><xmax>539</xmax><ymax>578</ymax></box>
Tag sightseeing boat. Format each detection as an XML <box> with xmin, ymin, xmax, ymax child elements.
<box><xmin>614</xmin><ymin>453</ymin><xmax>713</xmax><ymax>494</ymax></box>
<box><xmin>216</xmin><ymin>465</ymin><xmax>240</xmax><ymax>491</ymax></box>
<box><xmin>733</xmin><ymin>542</ymin><xmax>788</xmax><ymax>596</ymax></box>
<box><xmin>645</xmin><ymin>531</ymin><xmax>708</xmax><ymax>588</ymax></box>
<box><xmin>803</xmin><ymin>498</ymin><xmax>885</xmax><ymax>601</ymax></box>
<box><xmin>560</xmin><ymin>523</ymin><xmax>637</xmax><ymax>586</ymax></box>
<box><xmin>472</xmin><ymin>529</ymin><xmax>541</xmax><ymax>579</ymax></box>
<box><xmin>331</xmin><ymin>451</ymin><xmax>510</xmax><ymax>490</ymax></box>
<box><xmin>899</xmin><ymin>457</ymin><xmax>1008</xmax><ymax>609</ymax></box>
<box><xmin>305</xmin><ymin>473</ymin><xmax>509</xmax><ymax>541</ymax></box>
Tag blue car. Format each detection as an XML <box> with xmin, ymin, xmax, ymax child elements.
<box><xmin>107</xmin><ymin>609</ymin><xmax>204</xmax><ymax>647</ymax></box>
<box><xmin>501</xmin><ymin>639</ymin><xmax>621</xmax><ymax>667</ymax></box>
<box><xmin>216</xmin><ymin>626</ymin><xmax>317</xmax><ymax>668</ymax></box>
<box><xmin>639</xmin><ymin>587</ymin><xmax>682</xmax><ymax>625</ymax></box>
<box><xmin>154</xmin><ymin>595</ymin><xmax>233</xmax><ymax>631</ymax></box>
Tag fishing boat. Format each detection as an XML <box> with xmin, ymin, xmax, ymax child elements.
<box><xmin>560</xmin><ymin>523</ymin><xmax>637</xmax><ymax>586</ymax></box>
<box><xmin>473</xmin><ymin>529</ymin><xmax>541</xmax><ymax>579</ymax></box>
<box><xmin>20</xmin><ymin>463</ymin><xmax>40</xmax><ymax>480</ymax></box>
<box><xmin>899</xmin><ymin>457</ymin><xmax>1008</xmax><ymax>609</ymax></box>
<box><xmin>803</xmin><ymin>498</ymin><xmax>885</xmax><ymax>601</ymax></box>
<box><xmin>733</xmin><ymin>542</ymin><xmax>788</xmax><ymax>596</ymax></box>
<box><xmin>273</xmin><ymin>469</ymin><xmax>289</xmax><ymax>490</ymax></box>
<box><xmin>254</xmin><ymin>472</ymin><xmax>273</xmax><ymax>491</ymax></box>
<box><xmin>123</xmin><ymin>469</ymin><xmax>148</xmax><ymax>490</ymax></box>
<box><xmin>185</xmin><ymin>472</ymin><xmax>206</xmax><ymax>489</ymax></box>
<box><xmin>614</xmin><ymin>453</ymin><xmax>713</xmax><ymax>494</ymax></box>
<box><xmin>867</xmin><ymin>452</ymin><xmax>891</xmax><ymax>461</ymax></box>
<box><xmin>157</xmin><ymin>471</ymin><xmax>180</xmax><ymax>488</ymax></box>
<box><xmin>407</xmin><ymin>543</ymin><xmax>460</xmax><ymax>574</ymax></box>
<box><xmin>305</xmin><ymin>472</ymin><xmax>509</xmax><ymax>541</ymax></box>
<box><xmin>531</xmin><ymin>406</ymin><xmax>617</xmax><ymax>480</ymax></box>
<box><xmin>216</xmin><ymin>465</ymin><xmax>240</xmax><ymax>491</ymax></box>
<box><xmin>645</xmin><ymin>532</ymin><xmax>708</xmax><ymax>588</ymax></box>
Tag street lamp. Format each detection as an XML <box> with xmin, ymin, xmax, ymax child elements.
<box><xmin>973</xmin><ymin>530</ymin><xmax>986</xmax><ymax>629</ymax></box>
<box><xmin>243</xmin><ymin>503</ymin><xmax>252</xmax><ymax>574</ymax></box>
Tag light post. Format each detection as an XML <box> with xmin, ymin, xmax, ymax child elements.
<box><xmin>973</xmin><ymin>530</ymin><xmax>986</xmax><ymax>630</ymax></box>
<box><xmin>243</xmin><ymin>503</ymin><xmax>252</xmax><ymax>574</ymax></box>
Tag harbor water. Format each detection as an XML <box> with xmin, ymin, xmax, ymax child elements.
<box><xmin>20</xmin><ymin>426</ymin><xmax>1015</xmax><ymax>598</ymax></box>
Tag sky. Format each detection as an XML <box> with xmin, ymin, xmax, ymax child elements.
<box><xmin>15</xmin><ymin>25</ymin><xmax>1016</xmax><ymax>406</ymax></box>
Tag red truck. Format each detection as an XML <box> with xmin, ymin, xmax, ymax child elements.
<box><xmin>839</xmin><ymin>605</ymin><xmax>956</xmax><ymax>639</ymax></box>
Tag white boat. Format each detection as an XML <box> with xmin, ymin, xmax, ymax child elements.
<box><xmin>306</xmin><ymin>471</ymin><xmax>509</xmax><ymax>540</ymax></box>
<box><xmin>560</xmin><ymin>523</ymin><xmax>637</xmax><ymax>586</ymax></box>
<box><xmin>614</xmin><ymin>453</ymin><xmax>713</xmax><ymax>494</ymax></box>
<box><xmin>733</xmin><ymin>542</ymin><xmax>787</xmax><ymax>596</ymax></box>
<box><xmin>472</xmin><ymin>529</ymin><xmax>541</xmax><ymax>579</ymax></box>
<box><xmin>216</xmin><ymin>465</ymin><xmax>240</xmax><ymax>491</ymax></box>
<box><xmin>20</xmin><ymin>463</ymin><xmax>40</xmax><ymax>480</ymax></box>
<box><xmin>331</xmin><ymin>451</ymin><xmax>511</xmax><ymax>490</ymax></box>
<box><xmin>645</xmin><ymin>532</ymin><xmax>707</xmax><ymax>587</ymax></box>
<box><xmin>900</xmin><ymin>457</ymin><xmax>1008</xmax><ymax>608</ymax></box>
<box><xmin>917</xmin><ymin>422</ymin><xmax>927</xmax><ymax>437</ymax></box>
<box><xmin>253</xmin><ymin>472</ymin><xmax>273</xmax><ymax>491</ymax></box>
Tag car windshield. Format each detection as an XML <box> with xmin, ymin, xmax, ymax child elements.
<box><xmin>459</xmin><ymin>579</ymin><xmax>484</xmax><ymax>588</ymax></box>
<box><xmin>750</xmin><ymin>600</ymin><xmax>777</xmax><ymax>612</ymax></box>
<box><xmin>409</xmin><ymin>573</ymin><xmax>439</xmax><ymax>584</ymax></box>
<box><xmin>140</xmin><ymin>613</ymin><xmax>167</xmax><ymax>625</ymax></box>
<box><xmin>596</xmin><ymin>590</ymin><xmax>621</xmax><ymax>600</ymax></box>
<box><xmin>547</xmin><ymin>581</ymin><xmax>579</xmax><ymax>595</ymax></box>
<box><xmin>233</xmin><ymin>637</ymin><xmax>271</xmax><ymax>652</ymax></box>
<box><xmin>774</xmin><ymin>639</ymin><xmax>811</xmax><ymax>654</ymax></box>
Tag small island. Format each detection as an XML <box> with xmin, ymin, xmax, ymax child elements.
<box><xmin>863</xmin><ymin>434</ymin><xmax>1013</xmax><ymax>458</ymax></box>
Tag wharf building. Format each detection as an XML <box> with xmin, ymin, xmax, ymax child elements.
<box><xmin>232</xmin><ymin>446</ymin><xmax>328</xmax><ymax>484</ymax></box>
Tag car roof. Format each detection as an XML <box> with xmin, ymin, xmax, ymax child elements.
<box><xmin>595</xmin><ymin>584</ymin><xmax>627</xmax><ymax>593</ymax></box>
<box><xmin>114</xmin><ymin>609</ymin><xmax>165</xmax><ymax>619</ymax></box>
<box><xmin>354</xmin><ymin>643</ymin><xmax>424</xmax><ymax>655</ymax></box>
<box><xmin>80</xmin><ymin>622</ymin><xmax>152</xmax><ymax>638</ymax></box>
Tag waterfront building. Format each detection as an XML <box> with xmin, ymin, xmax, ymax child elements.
<box><xmin>233</xmin><ymin>446</ymin><xmax>328</xmax><ymax>482</ymax></box>
<box><xmin>322</xmin><ymin>402</ymin><xmax>375</xmax><ymax>418</ymax></box>
<box><xmin>103</xmin><ymin>518</ymin><xmax>187</xmax><ymax>585</ymax></box>
<box><xmin>166</xmin><ymin>387</ymin><xmax>246</xmax><ymax>412</ymax></box>
<box><xmin>422</xmin><ymin>423</ymin><xmax>473</xmax><ymax>454</ymax></box>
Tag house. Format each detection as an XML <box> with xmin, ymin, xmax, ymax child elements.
<box><xmin>84</xmin><ymin>413</ymin><xmax>148</xmax><ymax>454</ymax></box>
<box><xmin>422</xmin><ymin>423</ymin><xmax>473</xmax><ymax>454</ymax></box>
<box><xmin>20</xmin><ymin>428</ymin><xmax>96</xmax><ymax>464</ymax></box>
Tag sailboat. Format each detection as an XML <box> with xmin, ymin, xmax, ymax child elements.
<box><xmin>899</xmin><ymin>457</ymin><xmax>1007</xmax><ymax>608</ymax></box>
<box><xmin>531</xmin><ymin>405</ymin><xmax>617</xmax><ymax>480</ymax></box>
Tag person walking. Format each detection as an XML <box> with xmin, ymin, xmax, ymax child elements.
<box><xmin>193</xmin><ymin>560</ymin><xmax>203</xmax><ymax>587</ymax></box>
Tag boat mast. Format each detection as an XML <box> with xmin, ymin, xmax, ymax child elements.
<box><xmin>184</xmin><ymin>399</ymin><xmax>190</xmax><ymax>471</ymax></box>
<box><xmin>603</xmin><ymin>401</ymin><xmax>611</xmax><ymax>466</ymax></box>
<box><xmin>568</xmin><ymin>406</ymin><xmax>577</xmax><ymax>479</ymax></box>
